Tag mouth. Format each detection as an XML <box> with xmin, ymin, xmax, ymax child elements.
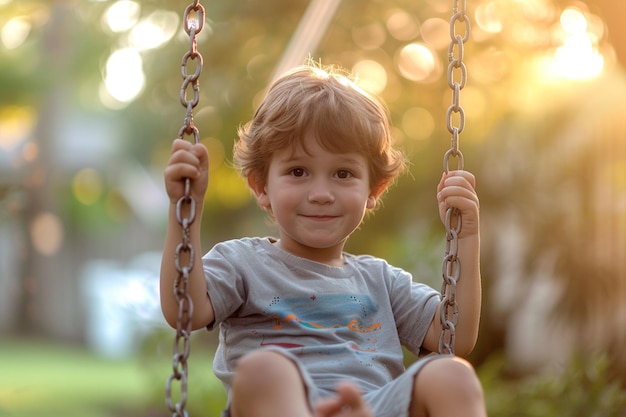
<box><xmin>301</xmin><ymin>214</ymin><xmax>339</xmax><ymax>221</ymax></box>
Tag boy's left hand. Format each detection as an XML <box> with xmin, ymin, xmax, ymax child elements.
<box><xmin>437</xmin><ymin>170</ymin><xmax>479</xmax><ymax>238</ymax></box>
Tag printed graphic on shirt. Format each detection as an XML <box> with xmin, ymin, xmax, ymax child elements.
<box><xmin>261</xmin><ymin>294</ymin><xmax>381</xmax><ymax>352</ymax></box>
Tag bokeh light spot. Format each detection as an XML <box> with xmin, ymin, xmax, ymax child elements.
<box><xmin>352</xmin><ymin>23</ymin><xmax>386</xmax><ymax>50</ymax></box>
<box><xmin>420</xmin><ymin>18</ymin><xmax>449</xmax><ymax>50</ymax></box>
<box><xmin>104</xmin><ymin>1</ymin><xmax>141</xmax><ymax>33</ymax></box>
<box><xmin>560</xmin><ymin>7</ymin><xmax>587</xmax><ymax>35</ymax></box>
<box><xmin>30</xmin><ymin>212</ymin><xmax>64</xmax><ymax>256</ymax></box>
<box><xmin>353</xmin><ymin>60</ymin><xmax>388</xmax><ymax>95</ymax></box>
<box><xmin>475</xmin><ymin>1</ymin><xmax>503</xmax><ymax>34</ymax></box>
<box><xmin>386</xmin><ymin>9</ymin><xmax>420</xmax><ymax>41</ymax></box>
<box><xmin>102</xmin><ymin>48</ymin><xmax>145</xmax><ymax>106</ymax></box>
<box><xmin>547</xmin><ymin>7</ymin><xmax>604</xmax><ymax>80</ymax></box>
<box><xmin>396</xmin><ymin>43</ymin><xmax>439</xmax><ymax>82</ymax></box>
<box><xmin>1</xmin><ymin>17</ymin><xmax>31</xmax><ymax>50</ymax></box>
<box><xmin>128</xmin><ymin>10</ymin><xmax>178</xmax><ymax>50</ymax></box>
<box><xmin>72</xmin><ymin>168</ymin><xmax>104</xmax><ymax>205</ymax></box>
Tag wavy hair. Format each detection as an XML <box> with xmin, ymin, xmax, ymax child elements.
<box><xmin>233</xmin><ymin>64</ymin><xmax>407</xmax><ymax>192</ymax></box>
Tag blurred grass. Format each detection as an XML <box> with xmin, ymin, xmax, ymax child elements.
<box><xmin>4</xmin><ymin>337</ymin><xmax>624</xmax><ymax>417</ymax></box>
<box><xmin>0</xmin><ymin>337</ymin><xmax>225</xmax><ymax>417</ymax></box>
<box><xmin>0</xmin><ymin>338</ymin><xmax>150</xmax><ymax>417</ymax></box>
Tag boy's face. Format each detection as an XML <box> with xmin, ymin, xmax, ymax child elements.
<box><xmin>249</xmin><ymin>137</ymin><xmax>379</xmax><ymax>265</ymax></box>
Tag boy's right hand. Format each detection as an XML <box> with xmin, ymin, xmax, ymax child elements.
<box><xmin>164</xmin><ymin>138</ymin><xmax>209</xmax><ymax>204</ymax></box>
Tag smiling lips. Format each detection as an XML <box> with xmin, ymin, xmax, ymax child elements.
<box><xmin>301</xmin><ymin>214</ymin><xmax>339</xmax><ymax>221</ymax></box>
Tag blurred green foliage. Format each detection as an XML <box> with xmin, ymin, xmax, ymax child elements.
<box><xmin>480</xmin><ymin>353</ymin><xmax>626</xmax><ymax>417</ymax></box>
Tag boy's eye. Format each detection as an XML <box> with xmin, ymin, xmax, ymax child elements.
<box><xmin>290</xmin><ymin>168</ymin><xmax>306</xmax><ymax>177</ymax></box>
<box><xmin>336</xmin><ymin>169</ymin><xmax>352</xmax><ymax>179</ymax></box>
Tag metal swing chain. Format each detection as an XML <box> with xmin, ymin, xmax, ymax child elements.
<box><xmin>165</xmin><ymin>2</ymin><xmax>205</xmax><ymax>416</ymax></box>
<box><xmin>438</xmin><ymin>0</ymin><xmax>470</xmax><ymax>356</ymax></box>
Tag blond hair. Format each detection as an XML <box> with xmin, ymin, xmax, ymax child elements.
<box><xmin>233</xmin><ymin>64</ymin><xmax>407</xmax><ymax>192</ymax></box>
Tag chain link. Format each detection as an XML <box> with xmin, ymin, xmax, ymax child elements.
<box><xmin>439</xmin><ymin>0</ymin><xmax>470</xmax><ymax>356</ymax></box>
<box><xmin>165</xmin><ymin>2</ymin><xmax>205</xmax><ymax>416</ymax></box>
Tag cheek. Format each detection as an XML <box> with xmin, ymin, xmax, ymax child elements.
<box><xmin>266</xmin><ymin>187</ymin><xmax>296</xmax><ymax>210</ymax></box>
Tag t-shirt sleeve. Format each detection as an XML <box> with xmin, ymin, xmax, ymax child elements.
<box><xmin>388</xmin><ymin>267</ymin><xmax>440</xmax><ymax>355</ymax></box>
<box><xmin>202</xmin><ymin>240</ymin><xmax>247</xmax><ymax>330</ymax></box>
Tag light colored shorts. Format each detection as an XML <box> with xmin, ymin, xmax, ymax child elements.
<box><xmin>223</xmin><ymin>347</ymin><xmax>445</xmax><ymax>417</ymax></box>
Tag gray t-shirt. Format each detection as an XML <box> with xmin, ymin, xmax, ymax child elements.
<box><xmin>203</xmin><ymin>237</ymin><xmax>440</xmax><ymax>396</ymax></box>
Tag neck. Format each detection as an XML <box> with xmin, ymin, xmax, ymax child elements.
<box><xmin>274</xmin><ymin>239</ymin><xmax>345</xmax><ymax>267</ymax></box>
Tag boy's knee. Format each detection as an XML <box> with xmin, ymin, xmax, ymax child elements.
<box><xmin>233</xmin><ymin>349</ymin><xmax>300</xmax><ymax>391</ymax></box>
<box><xmin>410</xmin><ymin>356</ymin><xmax>486</xmax><ymax>417</ymax></box>
<box><xmin>231</xmin><ymin>349</ymin><xmax>311</xmax><ymax>416</ymax></box>
<box><xmin>235</xmin><ymin>349</ymin><xmax>292</xmax><ymax>379</ymax></box>
<box><xmin>414</xmin><ymin>356</ymin><xmax>484</xmax><ymax>402</ymax></box>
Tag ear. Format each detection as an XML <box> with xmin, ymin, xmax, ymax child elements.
<box><xmin>247</xmin><ymin>175</ymin><xmax>270</xmax><ymax>209</ymax></box>
<box><xmin>366</xmin><ymin>181</ymin><xmax>388</xmax><ymax>209</ymax></box>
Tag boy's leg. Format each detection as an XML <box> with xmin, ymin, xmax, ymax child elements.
<box><xmin>409</xmin><ymin>356</ymin><xmax>486</xmax><ymax>417</ymax></box>
<box><xmin>230</xmin><ymin>349</ymin><xmax>312</xmax><ymax>417</ymax></box>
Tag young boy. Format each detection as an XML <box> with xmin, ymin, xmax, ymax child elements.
<box><xmin>160</xmin><ymin>64</ymin><xmax>485</xmax><ymax>417</ymax></box>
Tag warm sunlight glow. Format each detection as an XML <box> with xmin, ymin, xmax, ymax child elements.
<box><xmin>552</xmin><ymin>35</ymin><xmax>603</xmax><ymax>79</ymax></box>
<box><xmin>128</xmin><ymin>10</ymin><xmax>178</xmax><ymax>50</ymax></box>
<box><xmin>517</xmin><ymin>0</ymin><xmax>555</xmax><ymax>22</ymax></box>
<box><xmin>560</xmin><ymin>7</ymin><xmax>587</xmax><ymax>35</ymax></box>
<box><xmin>386</xmin><ymin>9</ymin><xmax>420</xmax><ymax>41</ymax></box>
<box><xmin>402</xmin><ymin>107</ymin><xmax>435</xmax><ymax>141</ymax></box>
<box><xmin>1</xmin><ymin>17</ymin><xmax>31</xmax><ymax>50</ymax></box>
<box><xmin>396</xmin><ymin>43</ymin><xmax>439</xmax><ymax>82</ymax></box>
<box><xmin>420</xmin><ymin>18</ymin><xmax>449</xmax><ymax>50</ymax></box>
<box><xmin>104</xmin><ymin>0</ymin><xmax>141</xmax><ymax>33</ymax></box>
<box><xmin>102</xmin><ymin>48</ymin><xmax>145</xmax><ymax>106</ymax></box>
<box><xmin>475</xmin><ymin>1</ymin><xmax>503</xmax><ymax>34</ymax></box>
<box><xmin>353</xmin><ymin>60</ymin><xmax>388</xmax><ymax>95</ymax></box>
<box><xmin>352</xmin><ymin>23</ymin><xmax>387</xmax><ymax>50</ymax></box>
<box><xmin>547</xmin><ymin>8</ymin><xmax>604</xmax><ymax>81</ymax></box>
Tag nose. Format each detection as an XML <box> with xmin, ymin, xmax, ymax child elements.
<box><xmin>307</xmin><ymin>179</ymin><xmax>335</xmax><ymax>204</ymax></box>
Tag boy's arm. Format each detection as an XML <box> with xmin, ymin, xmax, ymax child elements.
<box><xmin>445</xmin><ymin>234</ymin><xmax>481</xmax><ymax>356</ymax></box>
<box><xmin>160</xmin><ymin>139</ymin><xmax>215</xmax><ymax>330</ymax></box>
<box><xmin>423</xmin><ymin>171</ymin><xmax>481</xmax><ymax>357</ymax></box>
